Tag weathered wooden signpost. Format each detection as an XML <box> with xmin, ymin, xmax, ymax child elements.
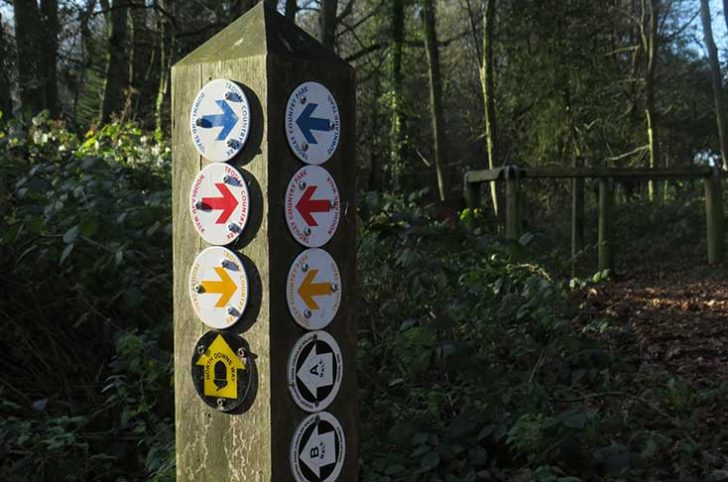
<box><xmin>171</xmin><ymin>4</ymin><xmax>357</xmax><ymax>481</ymax></box>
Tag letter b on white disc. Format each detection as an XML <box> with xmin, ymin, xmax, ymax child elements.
<box><xmin>290</xmin><ymin>411</ymin><xmax>345</xmax><ymax>482</ymax></box>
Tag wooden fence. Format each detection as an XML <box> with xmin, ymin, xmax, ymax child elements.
<box><xmin>464</xmin><ymin>165</ymin><xmax>725</xmax><ymax>270</ymax></box>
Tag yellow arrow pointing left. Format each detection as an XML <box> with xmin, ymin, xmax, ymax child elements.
<box><xmin>195</xmin><ymin>334</ymin><xmax>246</xmax><ymax>398</ymax></box>
<box><xmin>298</xmin><ymin>269</ymin><xmax>333</xmax><ymax>310</ymax></box>
<box><xmin>201</xmin><ymin>267</ymin><xmax>237</xmax><ymax>308</ymax></box>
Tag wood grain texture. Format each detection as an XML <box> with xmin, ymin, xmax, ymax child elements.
<box><xmin>172</xmin><ymin>4</ymin><xmax>357</xmax><ymax>481</ymax></box>
<box><xmin>705</xmin><ymin>171</ymin><xmax>725</xmax><ymax>265</ymax></box>
<box><xmin>598</xmin><ymin>178</ymin><xmax>614</xmax><ymax>273</ymax></box>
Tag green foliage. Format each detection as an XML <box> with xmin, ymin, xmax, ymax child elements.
<box><xmin>1</xmin><ymin>119</ymin><xmax>718</xmax><ymax>480</ymax></box>
<box><xmin>0</xmin><ymin>114</ymin><xmax>173</xmax><ymax>481</ymax></box>
<box><xmin>356</xmin><ymin>192</ymin><xmax>718</xmax><ymax>481</ymax></box>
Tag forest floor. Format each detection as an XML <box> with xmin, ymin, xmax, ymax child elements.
<box><xmin>583</xmin><ymin>256</ymin><xmax>728</xmax><ymax>477</ymax></box>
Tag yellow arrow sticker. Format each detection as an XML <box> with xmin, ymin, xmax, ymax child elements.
<box><xmin>195</xmin><ymin>334</ymin><xmax>245</xmax><ymax>398</ymax></box>
<box><xmin>201</xmin><ymin>267</ymin><xmax>237</xmax><ymax>308</ymax></box>
<box><xmin>298</xmin><ymin>269</ymin><xmax>333</xmax><ymax>310</ymax></box>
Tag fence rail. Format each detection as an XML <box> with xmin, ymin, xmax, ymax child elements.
<box><xmin>464</xmin><ymin>165</ymin><xmax>725</xmax><ymax>270</ymax></box>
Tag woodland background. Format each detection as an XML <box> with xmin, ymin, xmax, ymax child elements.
<box><xmin>2</xmin><ymin>0</ymin><xmax>728</xmax><ymax>480</ymax></box>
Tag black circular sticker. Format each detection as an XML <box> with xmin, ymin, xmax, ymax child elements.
<box><xmin>287</xmin><ymin>331</ymin><xmax>342</xmax><ymax>412</ymax></box>
<box><xmin>290</xmin><ymin>412</ymin><xmax>345</xmax><ymax>482</ymax></box>
<box><xmin>190</xmin><ymin>331</ymin><xmax>251</xmax><ymax>412</ymax></box>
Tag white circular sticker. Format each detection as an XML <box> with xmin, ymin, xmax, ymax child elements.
<box><xmin>189</xmin><ymin>163</ymin><xmax>250</xmax><ymax>245</ymax></box>
<box><xmin>189</xmin><ymin>79</ymin><xmax>251</xmax><ymax>162</ymax></box>
<box><xmin>285</xmin><ymin>81</ymin><xmax>340</xmax><ymax>165</ymax></box>
<box><xmin>290</xmin><ymin>412</ymin><xmax>345</xmax><ymax>482</ymax></box>
<box><xmin>287</xmin><ymin>331</ymin><xmax>343</xmax><ymax>412</ymax></box>
<box><xmin>188</xmin><ymin>246</ymin><xmax>248</xmax><ymax>329</ymax></box>
<box><xmin>285</xmin><ymin>166</ymin><xmax>340</xmax><ymax>248</ymax></box>
<box><xmin>286</xmin><ymin>249</ymin><xmax>341</xmax><ymax>330</ymax></box>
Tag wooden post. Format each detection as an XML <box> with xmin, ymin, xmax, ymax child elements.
<box><xmin>705</xmin><ymin>168</ymin><xmax>724</xmax><ymax>265</ymax></box>
<box><xmin>598</xmin><ymin>177</ymin><xmax>614</xmax><ymax>273</ymax></box>
<box><xmin>571</xmin><ymin>158</ymin><xmax>585</xmax><ymax>276</ymax></box>
<box><xmin>463</xmin><ymin>173</ymin><xmax>481</xmax><ymax>209</ymax></box>
<box><xmin>571</xmin><ymin>178</ymin><xmax>585</xmax><ymax>276</ymax></box>
<box><xmin>171</xmin><ymin>5</ymin><xmax>357</xmax><ymax>481</ymax></box>
<box><xmin>505</xmin><ymin>166</ymin><xmax>521</xmax><ymax>240</ymax></box>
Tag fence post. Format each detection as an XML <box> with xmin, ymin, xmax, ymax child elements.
<box><xmin>463</xmin><ymin>173</ymin><xmax>481</xmax><ymax>209</ymax></box>
<box><xmin>171</xmin><ymin>5</ymin><xmax>357</xmax><ymax>481</ymax></box>
<box><xmin>571</xmin><ymin>159</ymin><xmax>585</xmax><ymax>276</ymax></box>
<box><xmin>705</xmin><ymin>168</ymin><xmax>724</xmax><ymax>265</ymax></box>
<box><xmin>505</xmin><ymin>166</ymin><xmax>521</xmax><ymax>240</ymax></box>
<box><xmin>598</xmin><ymin>177</ymin><xmax>614</xmax><ymax>273</ymax></box>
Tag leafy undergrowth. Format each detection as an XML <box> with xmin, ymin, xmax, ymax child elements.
<box><xmin>357</xmin><ymin>198</ymin><xmax>728</xmax><ymax>481</ymax></box>
<box><xmin>0</xmin><ymin>115</ymin><xmax>174</xmax><ymax>481</ymax></box>
<box><xmin>2</xmin><ymin>117</ymin><xmax>726</xmax><ymax>481</ymax></box>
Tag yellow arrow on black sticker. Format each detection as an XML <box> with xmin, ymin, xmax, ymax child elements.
<box><xmin>195</xmin><ymin>334</ymin><xmax>246</xmax><ymax>398</ymax></box>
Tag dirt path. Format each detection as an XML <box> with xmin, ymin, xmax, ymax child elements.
<box><xmin>583</xmin><ymin>258</ymin><xmax>728</xmax><ymax>476</ymax></box>
<box><xmin>598</xmin><ymin>261</ymin><xmax>728</xmax><ymax>381</ymax></box>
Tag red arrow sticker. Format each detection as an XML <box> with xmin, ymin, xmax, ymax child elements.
<box><xmin>202</xmin><ymin>183</ymin><xmax>238</xmax><ymax>224</ymax></box>
<box><xmin>296</xmin><ymin>185</ymin><xmax>331</xmax><ymax>226</ymax></box>
<box><xmin>285</xmin><ymin>166</ymin><xmax>340</xmax><ymax>248</ymax></box>
<box><xmin>190</xmin><ymin>163</ymin><xmax>250</xmax><ymax>245</ymax></box>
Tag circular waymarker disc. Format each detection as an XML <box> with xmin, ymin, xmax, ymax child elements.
<box><xmin>285</xmin><ymin>81</ymin><xmax>340</xmax><ymax>165</ymax></box>
<box><xmin>285</xmin><ymin>166</ymin><xmax>340</xmax><ymax>248</ymax></box>
<box><xmin>290</xmin><ymin>412</ymin><xmax>345</xmax><ymax>482</ymax></box>
<box><xmin>286</xmin><ymin>248</ymin><xmax>341</xmax><ymax>330</ymax></box>
<box><xmin>190</xmin><ymin>330</ymin><xmax>251</xmax><ymax>412</ymax></box>
<box><xmin>189</xmin><ymin>163</ymin><xmax>250</xmax><ymax>245</ymax></box>
<box><xmin>189</xmin><ymin>246</ymin><xmax>248</xmax><ymax>329</ymax></box>
<box><xmin>287</xmin><ymin>331</ymin><xmax>343</xmax><ymax>412</ymax></box>
<box><xmin>189</xmin><ymin>79</ymin><xmax>251</xmax><ymax>162</ymax></box>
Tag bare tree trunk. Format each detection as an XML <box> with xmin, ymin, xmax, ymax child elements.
<box><xmin>320</xmin><ymin>0</ymin><xmax>338</xmax><ymax>50</ymax></box>
<box><xmin>129</xmin><ymin>0</ymin><xmax>147</xmax><ymax>121</ymax></box>
<box><xmin>40</xmin><ymin>0</ymin><xmax>59</xmax><ymax>117</ymax></box>
<box><xmin>643</xmin><ymin>0</ymin><xmax>659</xmax><ymax>201</ymax></box>
<box><xmin>101</xmin><ymin>0</ymin><xmax>130</xmax><ymax>123</ymax></box>
<box><xmin>155</xmin><ymin>0</ymin><xmax>175</xmax><ymax>135</ymax></box>
<box><xmin>74</xmin><ymin>0</ymin><xmax>97</xmax><ymax>123</ymax></box>
<box><xmin>285</xmin><ymin>0</ymin><xmax>297</xmax><ymax>20</ymax></box>
<box><xmin>0</xmin><ymin>13</ymin><xmax>12</xmax><ymax>116</ymax></box>
<box><xmin>482</xmin><ymin>0</ymin><xmax>498</xmax><ymax>215</ymax></box>
<box><xmin>368</xmin><ymin>70</ymin><xmax>384</xmax><ymax>191</ymax></box>
<box><xmin>12</xmin><ymin>0</ymin><xmax>44</xmax><ymax>114</ymax></box>
<box><xmin>701</xmin><ymin>0</ymin><xmax>728</xmax><ymax>170</ymax></box>
<box><xmin>422</xmin><ymin>0</ymin><xmax>449</xmax><ymax>202</ymax></box>
<box><xmin>389</xmin><ymin>0</ymin><xmax>407</xmax><ymax>191</ymax></box>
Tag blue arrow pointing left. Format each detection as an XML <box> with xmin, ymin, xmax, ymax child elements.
<box><xmin>199</xmin><ymin>100</ymin><xmax>239</xmax><ymax>141</ymax></box>
<box><xmin>296</xmin><ymin>103</ymin><xmax>332</xmax><ymax>144</ymax></box>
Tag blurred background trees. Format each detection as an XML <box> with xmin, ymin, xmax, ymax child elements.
<box><xmin>3</xmin><ymin>1</ymin><xmax>728</xmax><ymax>480</ymax></box>
<box><xmin>0</xmin><ymin>0</ymin><xmax>725</xmax><ymax>203</ymax></box>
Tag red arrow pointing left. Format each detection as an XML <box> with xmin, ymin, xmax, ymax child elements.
<box><xmin>201</xmin><ymin>183</ymin><xmax>237</xmax><ymax>224</ymax></box>
<box><xmin>296</xmin><ymin>185</ymin><xmax>331</xmax><ymax>226</ymax></box>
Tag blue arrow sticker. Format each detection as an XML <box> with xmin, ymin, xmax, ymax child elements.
<box><xmin>189</xmin><ymin>79</ymin><xmax>251</xmax><ymax>163</ymax></box>
<box><xmin>296</xmin><ymin>104</ymin><xmax>332</xmax><ymax>144</ymax></box>
<box><xmin>285</xmin><ymin>81</ymin><xmax>340</xmax><ymax>165</ymax></box>
<box><xmin>199</xmin><ymin>100</ymin><xmax>239</xmax><ymax>141</ymax></box>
